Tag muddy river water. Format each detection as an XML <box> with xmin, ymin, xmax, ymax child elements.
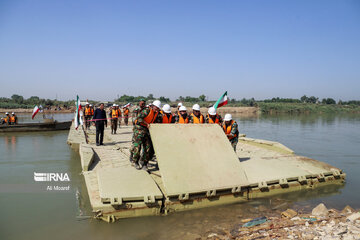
<box><xmin>0</xmin><ymin>113</ymin><xmax>359</xmax><ymax>240</ymax></box>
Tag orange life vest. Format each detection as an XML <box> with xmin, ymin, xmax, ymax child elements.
<box><xmin>178</xmin><ymin>114</ymin><xmax>189</xmax><ymax>124</ymax></box>
<box><xmin>90</xmin><ymin>108</ymin><xmax>94</xmax><ymax>115</ymax></box>
<box><xmin>223</xmin><ymin>120</ymin><xmax>237</xmax><ymax>139</ymax></box>
<box><xmin>124</xmin><ymin>108</ymin><xmax>129</xmax><ymax>115</ymax></box>
<box><xmin>10</xmin><ymin>116</ymin><xmax>16</xmax><ymax>123</ymax></box>
<box><xmin>207</xmin><ymin>114</ymin><xmax>220</xmax><ymax>124</ymax></box>
<box><xmin>117</xmin><ymin>109</ymin><xmax>121</xmax><ymax>116</ymax></box>
<box><xmin>85</xmin><ymin>107</ymin><xmax>92</xmax><ymax>116</ymax></box>
<box><xmin>191</xmin><ymin>113</ymin><xmax>204</xmax><ymax>124</ymax></box>
<box><xmin>112</xmin><ymin>109</ymin><xmax>119</xmax><ymax>118</ymax></box>
<box><xmin>135</xmin><ymin>108</ymin><xmax>158</xmax><ymax>126</ymax></box>
<box><xmin>162</xmin><ymin>113</ymin><xmax>173</xmax><ymax>123</ymax></box>
<box><xmin>4</xmin><ymin>117</ymin><xmax>8</xmax><ymax>123</ymax></box>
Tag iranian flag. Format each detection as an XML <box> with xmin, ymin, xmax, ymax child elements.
<box><xmin>75</xmin><ymin>95</ymin><xmax>83</xmax><ymax>130</ymax></box>
<box><xmin>123</xmin><ymin>102</ymin><xmax>131</xmax><ymax>108</ymax></box>
<box><xmin>213</xmin><ymin>91</ymin><xmax>228</xmax><ymax>110</ymax></box>
<box><xmin>32</xmin><ymin>105</ymin><xmax>40</xmax><ymax>119</ymax></box>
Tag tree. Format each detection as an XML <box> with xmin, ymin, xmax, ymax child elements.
<box><xmin>199</xmin><ymin>94</ymin><xmax>206</xmax><ymax>102</ymax></box>
<box><xmin>326</xmin><ymin>98</ymin><xmax>336</xmax><ymax>104</ymax></box>
<box><xmin>308</xmin><ymin>96</ymin><xmax>318</xmax><ymax>104</ymax></box>
<box><xmin>159</xmin><ymin>96</ymin><xmax>170</xmax><ymax>102</ymax></box>
<box><xmin>300</xmin><ymin>95</ymin><xmax>308</xmax><ymax>103</ymax></box>
<box><xmin>11</xmin><ymin>94</ymin><xmax>24</xmax><ymax>104</ymax></box>
<box><xmin>147</xmin><ymin>94</ymin><xmax>154</xmax><ymax>100</ymax></box>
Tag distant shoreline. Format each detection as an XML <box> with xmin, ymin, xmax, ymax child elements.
<box><xmin>0</xmin><ymin>108</ymin><xmax>74</xmax><ymax>114</ymax></box>
<box><xmin>1</xmin><ymin>103</ymin><xmax>360</xmax><ymax>115</ymax></box>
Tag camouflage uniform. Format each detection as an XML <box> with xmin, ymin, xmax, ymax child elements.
<box><xmin>109</xmin><ymin>109</ymin><xmax>119</xmax><ymax>134</ymax></box>
<box><xmin>130</xmin><ymin>107</ymin><xmax>162</xmax><ymax>166</ymax></box>
<box><xmin>117</xmin><ymin>108</ymin><xmax>122</xmax><ymax>127</ymax></box>
<box><xmin>205</xmin><ymin>114</ymin><xmax>223</xmax><ymax>125</ymax></box>
<box><xmin>123</xmin><ymin>107</ymin><xmax>130</xmax><ymax>125</ymax></box>
<box><xmin>188</xmin><ymin>113</ymin><xmax>205</xmax><ymax>123</ymax></box>
<box><xmin>132</xmin><ymin>106</ymin><xmax>142</xmax><ymax>125</ymax></box>
<box><xmin>223</xmin><ymin>121</ymin><xmax>239</xmax><ymax>151</ymax></box>
<box><xmin>174</xmin><ymin>113</ymin><xmax>190</xmax><ymax>123</ymax></box>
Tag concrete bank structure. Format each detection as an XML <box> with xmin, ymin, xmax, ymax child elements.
<box><xmin>67</xmin><ymin>122</ymin><xmax>346</xmax><ymax>222</ymax></box>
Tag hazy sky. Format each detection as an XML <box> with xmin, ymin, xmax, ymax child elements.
<box><xmin>0</xmin><ymin>0</ymin><xmax>359</xmax><ymax>101</ymax></box>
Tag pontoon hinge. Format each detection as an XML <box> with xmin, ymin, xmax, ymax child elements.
<box><xmin>206</xmin><ymin>190</ymin><xmax>216</xmax><ymax>197</ymax></box>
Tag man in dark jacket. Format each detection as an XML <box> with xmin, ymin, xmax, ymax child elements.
<box><xmin>93</xmin><ymin>103</ymin><xmax>107</xmax><ymax>146</ymax></box>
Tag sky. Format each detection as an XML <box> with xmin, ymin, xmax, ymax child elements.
<box><xmin>0</xmin><ymin>0</ymin><xmax>359</xmax><ymax>101</ymax></box>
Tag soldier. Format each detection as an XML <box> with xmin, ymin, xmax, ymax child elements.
<box><xmin>175</xmin><ymin>106</ymin><xmax>189</xmax><ymax>124</ymax></box>
<box><xmin>130</xmin><ymin>100</ymin><xmax>162</xmax><ymax>170</ymax></box>
<box><xmin>123</xmin><ymin>106</ymin><xmax>130</xmax><ymax>125</ymax></box>
<box><xmin>129</xmin><ymin>99</ymin><xmax>146</xmax><ymax>163</ymax></box>
<box><xmin>4</xmin><ymin>112</ymin><xmax>10</xmax><ymax>125</ymax></box>
<box><xmin>110</xmin><ymin>104</ymin><xmax>119</xmax><ymax>134</ymax></box>
<box><xmin>189</xmin><ymin>104</ymin><xmax>204</xmax><ymax>124</ymax></box>
<box><xmin>83</xmin><ymin>102</ymin><xmax>92</xmax><ymax>130</ymax></box>
<box><xmin>9</xmin><ymin>112</ymin><xmax>18</xmax><ymax>125</ymax></box>
<box><xmin>161</xmin><ymin>104</ymin><xmax>175</xmax><ymax>123</ymax></box>
<box><xmin>132</xmin><ymin>99</ymin><xmax>146</xmax><ymax>125</ymax></box>
<box><xmin>116</xmin><ymin>105</ymin><xmax>122</xmax><ymax>127</ymax></box>
<box><xmin>174</xmin><ymin>102</ymin><xmax>183</xmax><ymax>116</ymax></box>
<box><xmin>206</xmin><ymin>107</ymin><xmax>223</xmax><ymax>125</ymax></box>
<box><xmin>222</xmin><ymin>114</ymin><xmax>239</xmax><ymax>152</ymax></box>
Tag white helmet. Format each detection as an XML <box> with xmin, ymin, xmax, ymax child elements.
<box><xmin>5</xmin><ymin>112</ymin><xmax>9</xmax><ymax>115</ymax></box>
<box><xmin>179</xmin><ymin>106</ymin><xmax>187</xmax><ymax>111</ymax></box>
<box><xmin>208</xmin><ymin>107</ymin><xmax>216</xmax><ymax>116</ymax></box>
<box><xmin>12</xmin><ymin>112</ymin><xmax>15</xmax><ymax>115</ymax></box>
<box><xmin>112</xmin><ymin>104</ymin><xmax>116</xmax><ymax>107</ymax></box>
<box><xmin>224</xmin><ymin>113</ymin><xmax>232</xmax><ymax>121</ymax></box>
<box><xmin>152</xmin><ymin>100</ymin><xmax>161</xmax><ymax>109</ymax></box>
<box><xmin>89</xmin><ymin>104</ymin><xmax>92</xmax><ymax>107</ymax></box>
<box><xmin>86</xmin><ymin>102</ymin><xmax>89</xmax><ymax>105</ymax></box>
<box><xmin>162</xmin><ymin>104</ymin><xmax>171</xmax><ymax>114</ymax></box>
<box><xmin>192</xmin><ymin>104</ymin><xmax>200</xmax><ymax>111</ymax></box>
<box><xmin>177</xmin><ymin>102</ymin><xmax>183</xmax><ymax>107</ymax></box>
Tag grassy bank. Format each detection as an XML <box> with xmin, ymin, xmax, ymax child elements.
<box><xmin>258</xmin><ymin>102</ymin><xmax>360</xmax><ymax>114</ymax></box>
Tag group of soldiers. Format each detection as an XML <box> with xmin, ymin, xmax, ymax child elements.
<box><xmin>129</xmin><ymin>99</ymin><xmax>239</xmax><ymax>170</ymax></box>
<box><xmin>82</xmin><ymin>102</ymin><xmax>130</xmax><ymax>134</ymax></box>
<box><xmin>108</xmin><ymin>104</ymin><xmax>130</xmax><ymax>134</ymax></box>
<box><xmin>1</xmin><ymin>112</ymin><xmax>18</xmax><ymax>125</ymax></box>
<box><xmin>82</xmin><ymin>99</ymin><xmax>239</xmax><ymax>170</ymax></box>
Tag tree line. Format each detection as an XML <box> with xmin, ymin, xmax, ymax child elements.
<box><xmin>0</xmin><ymin>94</ymin><xmax>73</xmax><ymax>109</ymax></box>
<box><xmin>1</xmin><ymin>94</ymin><xmax>359</xmax><ymax>109</ymax></box>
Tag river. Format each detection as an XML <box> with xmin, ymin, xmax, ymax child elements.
<box><xmin>0</xmin><ymin>113</ymin><xmax>359</xmax><ymax>240</ymax></box>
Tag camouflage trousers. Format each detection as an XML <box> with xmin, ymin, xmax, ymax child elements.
<box><xmin>85</xmin><ymin>116</ymin><xmax>92</xmax><ymax>129</ymax></box>
<box><xmin>124</xmin><ymin>115</ymin><xmax>129</xmax><ymax>125</ymax></box>
<box><xmin>230</xmin><ymin>139</ymin><xmax>238</xmax><ymax>152</ymax></box>
<box><xmin>111</xmin><ymin>119</ymin><xmax>118</xmax><ymax>133</ymax></box>
<box><xmin>130</xmin><ymin>128</ymin><xmax>152</xmax><ymax>164</ymax></box>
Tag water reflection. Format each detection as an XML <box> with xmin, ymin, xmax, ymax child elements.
<box><xmin>3</xmin><ymin>135</ymin><xmax>17</xmax><ymax>153</ymax></box>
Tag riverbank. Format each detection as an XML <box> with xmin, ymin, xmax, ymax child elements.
<box><xmin>200</xmin><ymin>204</ymin><xmax>360</xmax><ymax>240</ymax></box>
<box><xmin>258</xmin><ymin>102</ymin><xmax>360</xmax><ymax>114</ymax></box>
<box><xmin>2</xmin><ymin>103</ymin><xmax>360</xmax><ymax>115</ymax></box>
